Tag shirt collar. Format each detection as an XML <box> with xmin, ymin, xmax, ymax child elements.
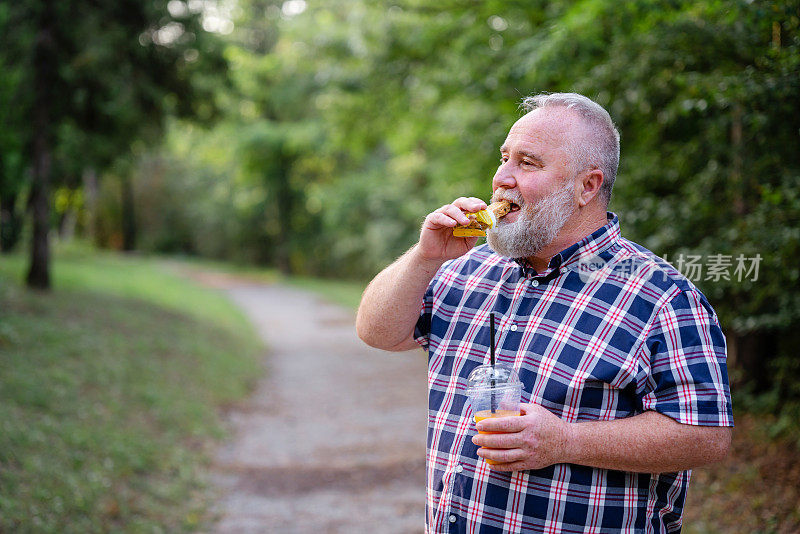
<box><xmin>512</xmin><ymin>212</ymin><xmax>621</xmax><ymax>279</ymax></box>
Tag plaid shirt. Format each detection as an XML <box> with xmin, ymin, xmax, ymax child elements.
<box><xmin>414</xmin><ymin>213</ymin><xmax>733</xmax><ymax>534</ymax></box>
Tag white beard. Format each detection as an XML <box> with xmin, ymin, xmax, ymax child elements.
<box><xmin>486</xmin><ymin>180</ymin><xmax>575</xmax><ymax>259</ymax></box>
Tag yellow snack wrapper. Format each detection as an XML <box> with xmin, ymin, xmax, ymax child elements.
<box><xmin>451</xmin><ymin>200</ymin><xmax>511</xmax><ymax>238</ymax></box>
<box><xmin>452</xmin><ymin>209</ymin><xmax>497</xmax><ymax>237</ymax></box>
<box><xmin>453</xmin><ymin>227</ymin><xmax>488</xmax><ymax>237</ymax></box>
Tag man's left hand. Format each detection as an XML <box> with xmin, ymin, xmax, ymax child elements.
<box><xmin>472</xmin><ymin>403</ymin><xmax>571</xmax><ymax>471</ymax></box>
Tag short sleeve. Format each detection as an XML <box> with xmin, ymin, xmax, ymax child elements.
<box><xmin>640</xmin><ymin>289</ymin><xmax>733</xmax><ymax>427</ymax></box>
<box><xmin>413</xmin><ymin>281</ymin><xmax>434</xmax><ymax>351</ymax></box>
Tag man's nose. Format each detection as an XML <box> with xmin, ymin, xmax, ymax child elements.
<box><xmin>492</xmin><ymin>163</ymin><xmax>516</xmax><ymax>190</ymax></box>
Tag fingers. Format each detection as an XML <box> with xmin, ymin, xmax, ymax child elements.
<box><xmin>424</xmin><ymin>210</ymin><xmax>461</xmax><ymax>229</ymax></box>
<box><xmin>472</xmin><ymin>431</ymin><xmax>519</xmax><ymax>449</ymax></box>
<box><xmin>436</xmin><ymin>203</ymin><xmax>471</xmax><ymax>226</ymax></box>
<box><xmin>423</xmin><ymin>197</ymin><xmax>489</xmax><ymax>231</ymax></box>
<box><xmin>476</xmin><ymin>447</ymin><xmax>526</xmax><ymax>465</ymax></box>
<box><xmin>475</xmin><ymin>414</ymin><xmax>526</xmax><ymax>433</ymax></box>
<box><xmin>425</xmin><ymin>200</ymin><xmax>480</xmax><ymax>229</ymax></box>
<box><xmin>452</xmin><ymin>196</ymin><xmax>487</xmax><ymax>213</ymax></box>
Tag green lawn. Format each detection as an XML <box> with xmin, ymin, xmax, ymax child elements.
<box><xmin>159</xmin><ymin>252</ymin><xmax>368</xmax><ymax>311</ymax></box>
<box><xmin>284</xmin><ymin>276</ymin><xmax>366</xmax><ymax>311</ymax></box>
<box><xmin>0</xmin><ymin>246</ymin><xmax>264</xmax><ymax>533</ymax></box>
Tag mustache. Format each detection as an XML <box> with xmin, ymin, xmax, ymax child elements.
<box><xmin>491</xmin><ymin>180</ymin><xmax>575</xmax><ymax>210</ymax></box>
<box><xmin>490</xmin><ymin>189</ymin><xmax>525</xmax><ymax>206</ymax></box>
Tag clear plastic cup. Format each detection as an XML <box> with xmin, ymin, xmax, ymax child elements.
<box><xmin>468</xmin><ymin>363</ymin><xmax>521</xmax><ymax>420</ymax></box>
<box><xmin>467</xmin><ymin>363</ymin><xmax>522</xmax><ymax>419</ymax></box>
<box><xmin>467</xmin><ymin>364</ymin><xmax>522</xmax><ymax>464</ymax></box>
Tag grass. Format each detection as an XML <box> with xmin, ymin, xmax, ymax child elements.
<box><xmin>155</xmin><ymin>252</ymin><xmax>368</xmax><ymax>312</ymax></box>
<box><xmin>0</xmin><ymin>242</ymin><xmax>263</xmax><ymax>331</ymax></box>
<box><xmin>284</xmin><ymin>275</ymin><xmax>366</xmax><ymax>311</ymax></box>
<box><xmin>0</xmin><ymin>244</ymin><xmax>264</xmax><ymax>533</ymax></box>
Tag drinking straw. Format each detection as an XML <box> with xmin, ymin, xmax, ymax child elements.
<box><xmin>489</xmin><ymin>313</ymin><xmax>497</xmax><ymax>414</ymax></box>
<box><xmin>489</xmin><ymin>312</ymin><xmax>496</xmax><ymax>367</ymax></box>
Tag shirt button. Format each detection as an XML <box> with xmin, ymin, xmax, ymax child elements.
<box><xmin>509</xmin><ymin>324</ymin><xmax>518</xmax><ymax>332</ymax></box>
<box><xmin>455</xmin><ymin>464</ymin><xmax>464</xmax><ymax>473</ymax></box>
<box><xmin>449</xmin><ymin>514</ymin><xmax>457</xmax><ymax>523</ymax></box>
<box><xmin>531</xmin><ymin>280</ymin><xmax>540</xmax><ymax>287</ymax></box>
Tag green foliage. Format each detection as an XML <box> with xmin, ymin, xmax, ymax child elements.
<box><xmin>5</xmin><ymin>0</ymin><xmax>798</xmax><ymax>400</ymax></box>
<box><xmin>0</xmin><ymin>0</ymin><xmax>230</xmax><ymax>288</ymax></box>
<box><xmin>0</xmin><ymin>247</ymin><xmax>262</xmax><ymax>533</ymax></box>
<box><xmin>121</xmin><ymin>0</ymin><xmax>799</xmax><ymax>341</ymax></box>
<box><xmin>561</xmin><ymin>0</ymin><xmax>800</xmax><ymax>338</ymax></box>
<box><xmin>286</xmin><ymin>275</ymin><xmax>367</xmax><ymax>311</ymax></box>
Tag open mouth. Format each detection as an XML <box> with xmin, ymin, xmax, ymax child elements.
<box><xmin>508</xmin><ymin>202</ymin><xmax>521</xmax><ymax>213</ymax></box>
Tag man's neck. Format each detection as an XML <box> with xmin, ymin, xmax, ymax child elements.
<box><xmin>525</xmin><ymin>207</ymin><xmax>608</xmax><ymax>273</ymax></box>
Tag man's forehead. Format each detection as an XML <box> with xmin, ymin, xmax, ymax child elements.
<box><xmin>502</xmin><ymin>107</ymin><xmax>578</xmax><ymax>150</ymax></box>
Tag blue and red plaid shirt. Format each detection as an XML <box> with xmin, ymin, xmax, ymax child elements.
<box><xmin>414</xmin><ymin>213</ymin><xmax>733</xmax><ymax>533</ymax></box>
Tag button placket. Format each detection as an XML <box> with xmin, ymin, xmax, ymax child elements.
<box><xmin>500</xmin><ymin>277</ymin><xmax>527</xmax><ymax>346</ymax></box>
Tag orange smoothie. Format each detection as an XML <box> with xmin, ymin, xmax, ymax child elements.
<box><xmin>473</xmin><ymin>409</ymin><xmax>521</xmax><ymax>465</ymax></box>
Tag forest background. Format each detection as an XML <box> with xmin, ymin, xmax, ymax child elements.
<box><xmin>1</xmin><ymin>0</ymin><xmax>799</xmax><ymax>519</ymax></box>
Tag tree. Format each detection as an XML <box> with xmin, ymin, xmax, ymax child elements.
<box><xmin>0</xmin><ymin>0</ymin><xmax>227</xmax><ymax>288</ymax></box>
<box><xmin>25</xmin><ymin>0</ymin><xmax>59</xmax><ymax>288</ymax></box>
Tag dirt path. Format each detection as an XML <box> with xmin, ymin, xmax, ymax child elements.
<box><xmin>206</xmin><ymin>282</ymin><xmax>428</xmax><ymax>533</ymax></box>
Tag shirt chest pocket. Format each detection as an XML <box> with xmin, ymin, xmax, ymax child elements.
<box><xmin>522</xmin><ymin>347</ymin><xmax>640</xmax><ymax>423</ymax></box>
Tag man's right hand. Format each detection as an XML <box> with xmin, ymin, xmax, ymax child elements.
<box><xmin>357</xmin><ymin>196</ymin><xmax>487</xmax><ymax>351</ymax></box>
<box><xmin>417</xmin><ymin>197</ymin><xmax>488</xmax><ymax>262</ymax></box>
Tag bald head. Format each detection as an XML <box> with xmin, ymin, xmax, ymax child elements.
<box><xmin>521</xmin><ymin>93</ymin><xmax>620</xmax><ymax>205</ymax></box>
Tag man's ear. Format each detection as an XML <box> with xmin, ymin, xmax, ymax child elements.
<box><xmin>578</xmin><ymin>169</ymin><xmax>604</xmax><ymax>207</ymax></box>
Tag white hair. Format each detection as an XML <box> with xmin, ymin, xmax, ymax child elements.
<box><xmin>487</xmin><ymin>177</ymin><xmax>575</xmax><ymax>258</ymax></box>
<box><xmin>521</xmin><ymin>93</ymin><xmax>620</xmax><ymax>205</ymax></box>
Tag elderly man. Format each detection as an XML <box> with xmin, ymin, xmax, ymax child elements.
<box><xmin>356</xmin><ymin>92</ymin><xmax>732</xmax><ymax>533</ymax></box>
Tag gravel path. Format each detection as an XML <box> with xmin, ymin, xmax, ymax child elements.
<box><xmin>207</xmin><ymin>283</ymin><xmax>428</xmax><ymax>533</ymax></box>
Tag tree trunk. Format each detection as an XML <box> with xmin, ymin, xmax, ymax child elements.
<box><xmin>27</xmin><ymin>127</ymin><xmax>53</xmax><ymax>289</ymax></box>
<box><xmin>58</xmin><ymin>208</ymin><xmax>77</xmax><ymax>241</ymax></box>
<box><xmin>26</xmin><ymin>1</ymin><xmax>57</xmax><ymax>289</ymax></box>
